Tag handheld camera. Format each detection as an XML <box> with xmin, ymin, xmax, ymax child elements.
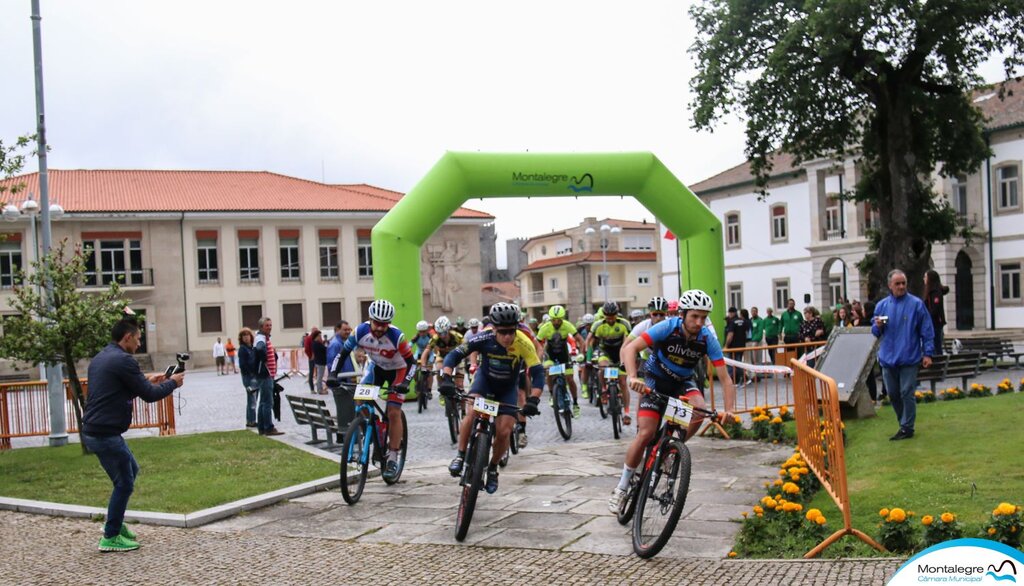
<box><xmin>164</xmin><ymin>352</ymin><xmax>191</xmax><ymax>379</ymax></box>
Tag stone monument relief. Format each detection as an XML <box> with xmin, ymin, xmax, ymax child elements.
<box><xmin>423</xmin><ymin>240</ymin><xmax>469</xmax><ymax>311</ymax></box>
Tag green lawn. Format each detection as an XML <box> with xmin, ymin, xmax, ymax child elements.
<box><xmin>801</xmin><ymin>392</ymin><xmax>1024</xmax><ymax>556</ymax></box>
<box><xmin>0</xmin><ymin>431</ymin><xmax>338</xmax><ymax>513</ymax></box>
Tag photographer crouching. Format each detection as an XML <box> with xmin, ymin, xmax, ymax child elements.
<box><xmin>81</xmin><ymin>317</ymin><xmax>185</xmax><ymax>552</ymax></box>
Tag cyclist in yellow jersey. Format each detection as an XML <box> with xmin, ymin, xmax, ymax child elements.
<box><xmin>586</xmin><ymin>301</ymin><xmax>633</xmax><ymax>424</ymax></box>
<box><xmin>420</xmin><ymin>316</ymin><xmax>464</xmax><ymax>390</ymax></box>
<box><xmin>535</xmin><ymin>305</ymin><xmax>586</xmax><ymax>418</ymax></box>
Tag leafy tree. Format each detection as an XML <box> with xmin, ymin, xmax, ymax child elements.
<box><xmin>689</xmin><ymin>0</ymin><xmax>1024</xmax><ymax>298</ymax></box>
<box><xmin>1</xmin><ymin>135</ymin><xmax>35</xmax><ymax>203</ymax></box>
<box><xmin>0</xmin><ymin>240</ymin><xmax>131</xmax><ymax>451</ymax></box>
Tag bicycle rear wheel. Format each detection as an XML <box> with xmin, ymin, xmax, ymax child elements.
<box><xmin>455</xmin><ymin>429</ymin><xmax>491</xmax><ymax>542</ymax></box>
<box><xmin>616</xmin><ymin>466</ymin><xmax>646</xmax><ymax>525</ymax></box>
<box><xmin>598</xmin><ymin>379</ymin><xmax>608</xmax><ymax>419</ymax></box>
<box><xmin>632</xmin><ymin>440</ymin><xmax>692</xmax><ymax>558</ymax></box>
<box><xmin>609</xmin><ymin>383</ymin><xmax>622</xmax><ymax>439</ymax></box>
<box><xmin>340</xmin><ymin>417</ymin><xmax>369</xmax><ymax>505</ymax></box>
<box><xmin>382</xmin><ymin>410</ymin><xmax>409</xmax><ymax>485</ymax></box>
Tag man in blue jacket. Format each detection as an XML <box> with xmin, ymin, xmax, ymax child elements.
<box><xmin>871</xmin><ymin>269</ymin><xmax>934</xmax><ymax>441</ymax></box>
<box><xmin>82</xmin><ymin>318</ymin><xmax>184</xmax><ymax>552</ymax></box>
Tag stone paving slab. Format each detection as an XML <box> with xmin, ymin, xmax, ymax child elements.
<box><xmin>476</xmin><ymin>527</ymin><xmax>589</xmax><ymax>550</ymax></box>
<box><xmin>0</xmin><ymin>511</ymin><xmax>903</xmax><ymax>584</ymax></box>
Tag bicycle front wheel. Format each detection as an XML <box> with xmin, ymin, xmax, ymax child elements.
<box><xmin>455</xmin><ymin>430</ymin><xmax>491</xmax><ymax>542</ymax></box>
<box><xmin>340</xmin><ymin>417</ymin><xmax>369</xmax><ymax>505</ymax></box>
<box><xmin>609</xmin><ymin>383</ymin><xmax>622</xmax><ymax>439</ymax></box>
<box><xmin>553</xmin><ymin>380</ymin><xmax>572</xmax><ymax>440</ymax></box>
<box><xmin>383</xmin><ymin>410</ymin><xmax>409</xmax><ymax>485</ymax></box>
<box><xmin>632</xmin><ymin>440</ymin><xmax>692</xmax><ymax>558</ymax></box>
<box><xmin>446</xmin><ymin>398</ymin><xmax>461</xmax><ymax>444</ymax></box>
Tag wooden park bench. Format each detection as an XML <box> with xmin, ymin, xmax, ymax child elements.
<box><xmin>917</xmin><ymin>352</ymin><xmax>983</xmax><ymax>392</ymax></box>
<box><xmin>944</xmin><ymin>337</ymin><xmax>1023</xmax><ymax>369</ymax></box>
<box><xmin>285</xmin><ymin>394</ymin><xmax>340</xmax><ymax>448</ymax></box>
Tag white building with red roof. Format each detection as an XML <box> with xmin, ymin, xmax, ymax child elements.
<box><xmin>0</xmin><ymin>170</ymin><xmax>493</xmax><ymax>367</ymax></box>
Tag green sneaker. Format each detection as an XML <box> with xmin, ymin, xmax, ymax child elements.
<box><xmin>119</xmin><ymin>524</ymin><xmax>137</xmax><ymax>540</ymax></box>
<box><xmin>581</xmin><ymin>386</ymin><xmax>590</xmax><ymax>400</ymax></box>
<box><xmin>98</xmin><ymin>534</ymin><xmax>139</xmax><ymax>552</ymax></box>
<box><xmin>572</xmin><ymin>404</ymin><xmax>581</xmax><ymax>419</ymax></box>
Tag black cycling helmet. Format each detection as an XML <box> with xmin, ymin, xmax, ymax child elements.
<box><xmin>602</xmin><ymin>301</ymin><xmax>620</xmax><ymax>315</ymax></box>
<box><xmin>489</xmin><ymin>302</ymin><xmax>521</xmax><ymax>327</ymax></box>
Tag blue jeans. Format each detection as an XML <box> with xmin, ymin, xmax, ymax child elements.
<box><xmin>243</xmin><ymin>375</ymin><xmax>257</xmax><ymax>425</ymax></box>
<box><xmin>881</xmin><ymin>364</ymin><xmax>920</xmax><ymax>433</ymax></box>
<box><xmin>255</xmin><ymin>376</ymin><xmax>274</xmax><ymax>433</ymax></box>
<box><xmin>82</xmin><ymin>433</ymin><xmax>139</xmax><ymax>538</ymax></box>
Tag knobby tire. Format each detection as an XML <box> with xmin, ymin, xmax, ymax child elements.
<box><xmin>632</xmin><ymin>440</ymin><xmax>692</xmax><ymax>558</ymax></box>
<box><xmin>340</xmin><ymin>417</ymin><xmax>369</xmax><ymax>505</ymax></box>
<box><xmin>455</xmin><ymin>429</ymin><xmax>491</xmax><ymax>542</ymax></box>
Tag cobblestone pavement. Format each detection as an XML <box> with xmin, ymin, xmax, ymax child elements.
<box><xmin>0</xmin><ymin>510</ymin><xmax>901</xmax><ymax>585</ymax></box>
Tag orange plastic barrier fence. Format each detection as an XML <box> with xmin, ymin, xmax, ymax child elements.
<box><xmin>278</xmin><ymin>348</ymin><xmax>308</xmax><ymax>377</ymax></box>
<box><xmin>702</xmin><ymin>341</ymin><xmax>825</xmax><ymax>437</ymax></box>
<box><xmin>790</xmin><ymin>359</ymin><xmax>884</xmax><ymax>558</ymax></box>
<box><xmin>0</xmin><ymin>379</ymin><xmax>175</xmax><ymax>449</ymax></box>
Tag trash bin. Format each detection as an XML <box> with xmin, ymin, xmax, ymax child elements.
<box><xmin>331</xmin><ymin>381</ymin><xmax>356</xmax><ymax>443</ymax></box>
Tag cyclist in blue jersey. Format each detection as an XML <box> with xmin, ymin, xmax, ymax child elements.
<box><xmin>438</xmin><ymin>303</ymin><xmax>544</xmax><ymax>495</ymax></box>
<box><xmin>410</xmin><ymin>320</ymin><xmax>433</xmax><ymax>362</ymax></box>
<box><xmin>608</xmin><ymin>289</ymin><xmax>737</xmax><ymax>512</ymax></box>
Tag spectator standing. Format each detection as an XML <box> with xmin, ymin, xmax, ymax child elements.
<box><xmin>724</xmin><ymin>307</ymin><xmax>749</xmax><ymax>383</ymax></box>
<box><xmin>780</xmin><ymin>298</ymin><xmax>804</xmax><ymax>347</ymax></box>
<box><xmin>872</xmin><ymin>269</ymin><xmax>934</xmax><ymax>440</ymax></box>
<box><xmin>762</xmin><ymin>307</ymin><xmax>781</xmax><ymax>363</ymax></box>
<box><xmin>224</xmin><ymin>338</ymin><xmax>238</xmax><ymax>374</ymax></box>
<box><xmin>237</xmin><ymin>328</ymin><xmax>257</xmax><ymax>427</ymax></box>
<box><xmin>924</xmin><ymin>270</ymin><xmax>949</xmax><ymax>355</ymax></box>
<box><xmin>326</xmin><ymin>321</ymin><xmax>355</xmax><ymax>377</ymax></box>
<box><xmin>303</xmin><ymin>330</ymin><xmax>315</xmax><ymax>391</ymax></box>
<box><xmin>212</xmin><ymin>337</ymin><xmax>226</xmax><ymax>375</ymax></box>
<box><xmin>748</xmin><ymin>306</ymin><xmax>765</xmax><ymax>366</ymax></box>
<box><xmin>312</xmin><ymin>328</ymin><xmax>328</xmax><ymax>394</ymax></box>
<box><xmin>82</xmin><ymin>318</ymin><xmax>184</xmax><ymax>552</ymax></box>
<box><xmin>835</xmin><ymin>306</ymin><xmax>853</xmax><ymax>328</ymax></box>
<box><xmin>800</xmin><ymin>306</ymin><xmax>827</xmax><ymax>366</ymax></box>
<box><xmin>253</xmin><ymin>317</ymin><xmax>284</xmax><ymax>436</ymax></box>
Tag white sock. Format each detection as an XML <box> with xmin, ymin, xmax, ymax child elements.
<box><xmin>388</xmin><ymin>449</ymin><xmax>399</xmax><ymax>463</ymax></box>
<box><xmin>617</xmin><ymin>465</ymin><xmax>635</xmax><ymax>491</ymax></box>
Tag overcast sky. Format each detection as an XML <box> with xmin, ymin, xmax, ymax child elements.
<box><xmin>0</xmin><ymin>2</ymin><xmax>1011</xmax><ymax>268</ymax></box>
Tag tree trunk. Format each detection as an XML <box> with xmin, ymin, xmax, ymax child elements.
<box><xmin>62</xmin><ymin>345</ymin><xmax>89</xmax><ymax>455</ymax></box>
<box><xmin>867</xmin><ymin>88</ymin><xmax>933</xmax><ymax>301</ymax></box>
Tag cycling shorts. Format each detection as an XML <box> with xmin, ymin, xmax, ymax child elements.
<box><xmin>597</xmin><ymin>349</ymin><xmax>624</xmax><ymax>370</ymax></box>
<box><xmin>637</xmin><ymin>374</ymin><xmax>702</xmax><ymax>420</ymax></box>
<box><xmin>361</xmin><ymin>362</ymin><xmax>408</xmax><ymax>406</ymax></box>
<box><xmin>469</xmin><ymin>374</ymin><xmax>519</xmax><ymax>417</ymax></box>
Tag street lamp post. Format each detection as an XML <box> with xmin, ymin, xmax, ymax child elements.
<box><xmin>3</xmin><ymin>193</ymin><xmax>66</xmax><ymax>445</ymax></box>
<box><xmin>585</xmin><ymin>224</ymin><xmax>621</xmax><ymax>303</ymax></box>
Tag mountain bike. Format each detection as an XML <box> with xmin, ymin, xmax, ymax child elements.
<box><xmin>588</xmin><ymin>356</ymin><xmax>602</xmax><ymax>410</ymax></box>
<box><xmin>454</xmin><ymin>392</ymin><xmax>522</xmax><ymax>542</ymax></box>
<box><xmin>549</xmin><ymin>362</ymin><xmax>573</xmax><ymax>440</ymax></box>
<box><xmin>415</xmin><ymin>368</ymin><xmax>431</xmax><ymax>413</ymax></box>
<box><xmin>442</xmin><ymin>374</ymin><xmax>466</xmax><ymax>444</ymax></box>
<box><xmin>337</xmin><ymin>382</ymin><xmax>409</xmax><ymax>505</ymax></box>
<box><xmin>613</xmin><ymin>391</ymin><xmax>716</xmax><ymax>558</ymax></box>
<box><xmin>603</xmin><ymin>366</ymin><xmax>625</xmax><ymax>439</ymax></box>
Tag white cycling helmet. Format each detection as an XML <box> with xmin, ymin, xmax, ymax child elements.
<box><xmin>415</xmin><ymin>320</ymin><xmax>430</xmax><ymax>332</ymax></box>
<box><xmin>648</xmin><ymin>296</ymin><xmax>669</xmax><ymax>312</ymax></box>
<box><xmin>630</xmin><ymin>309</ymin><xmax>644</xmax><ymax>319</ymax></box>
<box><xmin>368</xmin><ymin>299</ymin><xmax>396</xmax><ymax>322</ymax></box>
<box><xmin>468</xmin><ymin>318</ymin><xmax>481</xmax><ymax>328</ymax></box>
<box><xmin>542</xmin><ymin>314</ymin><xmax>551</xmax><ymax>322</ymax></box>
<box><xmin>679</xmin><ymin>289</ymin><xmax>714</xmax><ymax>312</ymax></box>
<box><xmin>582</xmin><ymin>313</ymin><xmax>595</xmax><ymax>324</ymax></box>
<box><xmin>434</xmin><ymin>315</ymin><xmax>451</xmax><ymax>333</ymax></box>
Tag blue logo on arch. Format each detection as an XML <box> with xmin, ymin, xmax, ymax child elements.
<box><xmin>988</xmin><ymin>560</ymin><xmax>1018</xmax><ymax>582</ymax></box>
<box><xmin>568</xmin><ymin>173</ymin><xmax>593</xmax><ymax>193</ymax></box>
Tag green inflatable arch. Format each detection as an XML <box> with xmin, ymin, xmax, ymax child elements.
<box><xmin>372</xmin><ymin>152</ymin><xmax>725</xmax><ymax>334</ymax></box>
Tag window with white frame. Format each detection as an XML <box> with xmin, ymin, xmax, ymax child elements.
<box><xmin>319</xmin><ymin>235</ymin><xmax>339</xmax><ymax>279</ymax></box>
<box><xmin>637</xmin><ymin>271</ymin><xmax>651</xmax><ymax>286</ymax></box>
<box><xmin>197</xmin><ymin>238</ymin><xmax>218</xmax><ymax>283</ymax></box>
<box><xmin>999</xmin><ymin>261</ymin><xmax>1021</xmax><ymax>304</ymax></box>
<box><xmin>773</xmin><ymin>279</ymin><xmax>790</xmax><ymax>311</ymax></box>
<box><xmin>824</xmin><ymin>197</ymin><xmax>841</xmax><ymax>236</ymax></box>
<box><xmin>828</xmin><ymin>275</ymin><xmax>844</xmax><ymax>308</ymax></box>
<box><xmin>597</xmin><ymin>272</ymin><xmax>609</xmax><ymax>287</ymax></box>
<box><xmin>951</xmin><ymin>175</ymin><xmax>968</xmax><ymax>220</ymax></box>
<box><xmin>728</xmin><ymin>282</ymin><xmax>743</xmax><ymax>310</ymax></box>
<box><xmin>549</xmin><ymin>277</ymin><xmax>559</xmax><ymax>290</ymax></box>
<box><xmin>555</xmin><ymin>238</ymin><xmax>573</xmax><ymax>256</ymax></box>
<box><xmin>996</xmin><ymin>164</ymin><xmax>1021</xmax><ymax>212</ymax></box>
<box><xmin>623</xmin><ymin>234</ymin><xmax>654</xmax><ymax>251</ymax></box>
<box><xmin>725</xmin><ymin>213</ymin><xmax>741</xmax><ymax>248</ymax></box>
<box><xmin>239</xmin><ymin>237</ymin><xmax>260</xmax><ymax>282</ymax></box>
<box><xmin>0</xmin><ymin>241</ymin><xmax>22</xmax><ymax>289</ymax></box>
<box><xmin>771</xmin><ymin>204</ymin><xmax>787</xmax><ymax>242</ymax></box>
<box><xmin>279</xmin><ymin>236</ymin><xmax>300</xmax><ymax>281</ymax></box>
<box><xmin>84</xmin><ymin>239</ymin><xmax>145</xmax><ymax>286</ymax></box>
<box><xmin>357</xmin><ymin>236</ymin><xmax>373</xmax><ymax>278</ymax></box>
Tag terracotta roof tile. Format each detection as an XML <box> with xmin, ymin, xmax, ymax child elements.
<box><xmin>521</xmin><ymin>217</ymin><xmax>655</xmax><ymax>247</ymax></box>
<box><xmin>518</xmin><ymin>251</ymin><xmax>656</xmax><ymax>276</ymax></box>
<box><xmin>0</xmin><ymin>170</ymin><xmax>493</xmax><ymax>218</ymax></box>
